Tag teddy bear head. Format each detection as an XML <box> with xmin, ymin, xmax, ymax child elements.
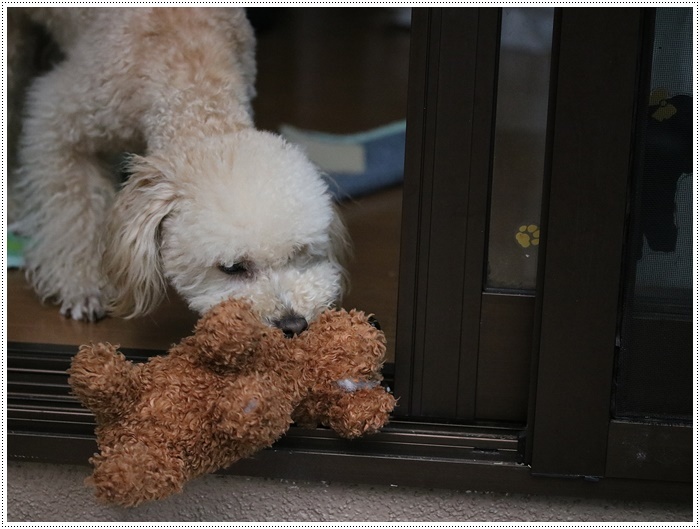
<box><xmin>289</xmin><ymin>307</ymin><xmax>397</xmax><ymax>438</ymax></box>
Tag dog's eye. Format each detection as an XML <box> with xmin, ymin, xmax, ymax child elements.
<box><xmin>368</xmin><ymin>316</ymin><xmax>381</xmax><ymax>330</ymax></box>
<box><xmin>218</xmin><ymin>262</ymin><xmax>249</xmax><ymax>276</ymax></box>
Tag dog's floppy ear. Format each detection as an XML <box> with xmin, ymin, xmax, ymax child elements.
<box><xmin>328</xmin><ymin>205</ymin><xmax>352</xmax><ymax>298</ymax></box>
<box><xmin>103</xmin><ymin>154</ymin><xmax>177</xmax><ymax>318</ymax></box>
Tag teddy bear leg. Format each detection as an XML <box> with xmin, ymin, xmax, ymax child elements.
<box><xmin>68</xmin><ymin>343</ymin><xmax>139</xmax><ymax>423</ymax></box>
<box><xmin>88</xmin><ymin>441</ymin><xmax>187</xmax><ymax>507</ymax></box>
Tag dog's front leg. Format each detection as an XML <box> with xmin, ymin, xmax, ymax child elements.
<box><xmin>12</xmin><ymin>149</ymin><xmax>115</xmax><ymax>321</ymax></box>
<box><xmin>11</xmin><ymin>71</ymin><xmax>117</xmax><ymax>321</ymax></box>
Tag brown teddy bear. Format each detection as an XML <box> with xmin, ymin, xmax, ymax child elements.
<box><xmin>68</xmin><ymin>298</ymin><xmax>396</xmax><ymax>507</ymax></box>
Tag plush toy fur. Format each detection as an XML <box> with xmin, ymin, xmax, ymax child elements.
<box><xmin>68</xmin><ymin>298</ymin><xmax>396</xmax><ymax>507</ymax></box>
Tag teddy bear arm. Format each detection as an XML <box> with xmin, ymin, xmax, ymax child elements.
<box><xmin>325</xmin><ymin>387</ymin><xmax>396</xmax><ymax>439</ymax></box>
<box><xmin>68</xmin><ymin>343</ymin><xmax>140</xmax><ymax>423</ymax></box>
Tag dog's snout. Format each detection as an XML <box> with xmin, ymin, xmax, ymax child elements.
<box><xmin>275</xmin><ymin>315</ymin><xmax>309</xmax><ymax>338</ymax></box>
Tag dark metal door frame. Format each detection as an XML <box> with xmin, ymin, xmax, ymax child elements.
<box><xmin>394</xmin><ymin>7</ymin><xmax>501</xmax><ymax>421</ymax></box>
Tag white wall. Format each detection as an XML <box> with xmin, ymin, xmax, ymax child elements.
<box><xmin>7</xmin><ymin>461</ymin><xmax>691</xmax><ymax>522</ymax></box>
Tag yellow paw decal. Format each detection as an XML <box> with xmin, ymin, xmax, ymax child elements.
<box><xmin>650</xmin><ymin>88</ymin><xmax>677</xmax><ymax>121</ymax></box>
<box><xmin>516</xmin><ymin>224</ymin><xmax>540</xmax><ymax>248</ymax></box>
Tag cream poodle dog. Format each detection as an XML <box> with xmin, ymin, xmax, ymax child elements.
<box><xmin>8</xmin><ymin>8</ymin><xmax>348</xmax><ymax>334</ymax></box>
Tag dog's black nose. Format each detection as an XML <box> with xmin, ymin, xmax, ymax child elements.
<box><xmin>276</xmin><ymin>315</ymin><xmax>308</xmax><ymax>338</ymax></box>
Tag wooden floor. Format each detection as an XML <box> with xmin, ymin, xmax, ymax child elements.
<box><xmin>7</xmin><ymin>8</ymin><xmax>410</xmax><ymax>360</ymax></box>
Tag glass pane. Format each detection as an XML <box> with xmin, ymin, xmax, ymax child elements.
<box><xmin>254</xmin><ymin>8</ymin><xmax>410</xmax><ymax>365</ymax></box>
<box><xmin>486</xmin><ymin>8</ymin><xmax>554</xmax><ymax>291</ymax></box>
<box><xmin>6</xmin><ymin>8</ymin><xmax>410</xmax><ymax>368</ymax></box>
<box><xmin>614</xmin><ymin>8</ymin><xmax>693</xmax><ymax>421</ymax></box>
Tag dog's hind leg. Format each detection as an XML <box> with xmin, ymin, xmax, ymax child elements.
<box><xmin>11</xmin><ymin>68</ymin><xmax>119</xmax><ymax>322</ymax></box>
<box><xmin>7</xmin><ymin>9</ymin><xmax>44</xmax><ymax>225</ymax></box>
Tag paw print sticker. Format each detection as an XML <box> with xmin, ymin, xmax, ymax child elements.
<box><xmin>516</xmin><ymin>224</ymin><xmax>540</xmax><ymax>248</ymax></box>
<box><xmin>650</xmin><ymin>88</ymin><xmax>677</xmax><ymax>122</ymax></box>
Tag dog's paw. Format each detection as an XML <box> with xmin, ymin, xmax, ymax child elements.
<box><xmin>60</xmin><ymin>294</ymin><xmax>106</xmax><ymax>322</ymax></box>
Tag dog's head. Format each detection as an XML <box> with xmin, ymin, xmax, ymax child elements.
<box><xmin>103</xmin><ymin>130</ymin><xmax>348</xmax><ymax>334</ymax></box>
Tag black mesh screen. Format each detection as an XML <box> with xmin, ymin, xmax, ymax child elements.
<box><xmin>614</xmin><ymin>8</ymin><xmax>693</xmax><ymax>422</ymax></box>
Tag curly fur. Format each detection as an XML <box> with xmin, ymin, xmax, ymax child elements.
<box><xmin>8</xmin><ymin>7</ymin><xmax>347</xmax><ymax>325</ymax></box>
<box><xmin>68</xmin><ymin>298</ymin><xmax>396</xmax><ymax>507</ymax></box>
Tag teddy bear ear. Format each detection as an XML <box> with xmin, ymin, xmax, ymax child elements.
<box><xmin>190</xmin><ymin>298</ymin><xmax>268</xmax><ymax>371</ymax></box>
<box><xmin>367</xmin><ymin>315</ymin><xmax>381</xmax><ymax>330</ymax></box>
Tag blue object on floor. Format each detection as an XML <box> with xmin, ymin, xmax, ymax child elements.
<box><xmin>7</xmin><ymin>231</ymin><xmax>28</xmax><ymax>268</ymax></box>
<box><xmin>280</xmin><ymin>120</ymin><xmax>406</xmax><ymax>201</ymax></box>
